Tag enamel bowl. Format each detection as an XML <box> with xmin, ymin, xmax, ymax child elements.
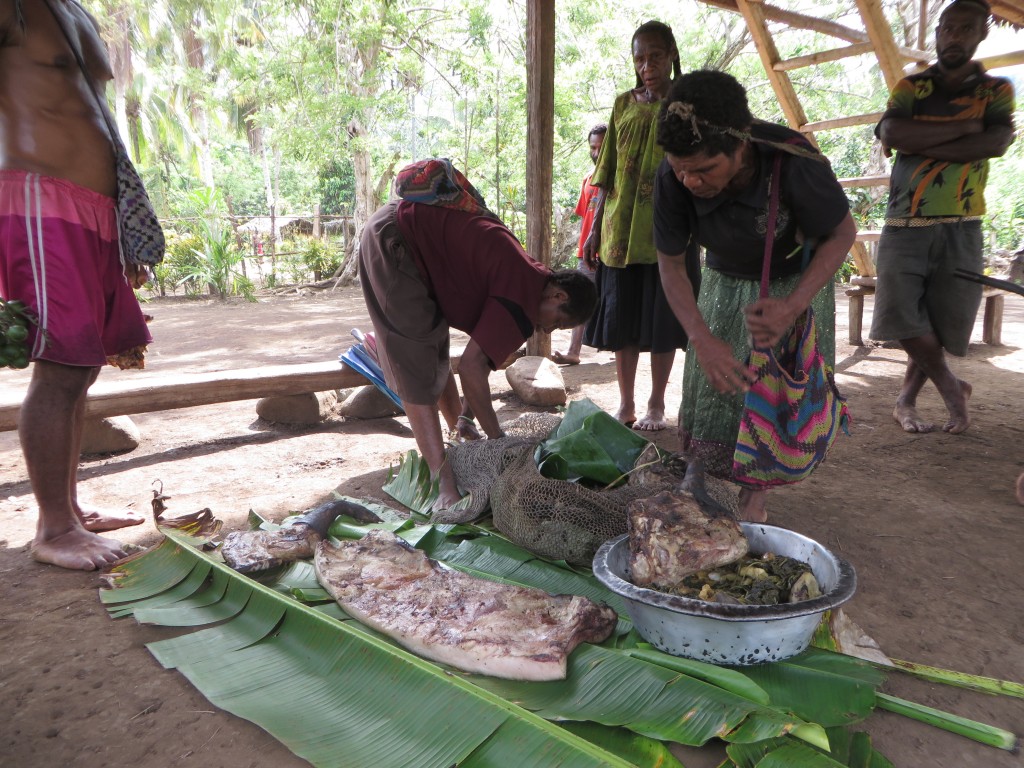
<box><xmin>593</xmin><ymin>524</ymin><xmax>856</xmax><ymax>665</ymax></box>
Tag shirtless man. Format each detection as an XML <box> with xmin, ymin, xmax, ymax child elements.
<box><xmin>1</xmin><ymin>0</ymin><xmax>153</xmax><ymax>569</ymax></box>
<box><xmin>870</xmin><ymin>0</ymin><xmax>1015</xmax><ymax>434</ymax></box>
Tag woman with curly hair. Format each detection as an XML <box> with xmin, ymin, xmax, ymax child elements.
<box><xmin>654</xmin><ymin>70</ymin><xmax>856</xmax><ymax>521</ymax></box>
<box><xmin>582</xmin><ymin>20</ymin><xmax>700</xmax><ymax>432</ymax></box>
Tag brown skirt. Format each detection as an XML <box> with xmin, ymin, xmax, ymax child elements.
<box><xmin>357</xmin><ymin>201</ymin><xmax>451</xmax><ymax>406</ymax></box>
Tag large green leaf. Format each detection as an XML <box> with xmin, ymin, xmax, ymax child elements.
<box><xmin>109</xmin><ymin>530</ymin><xmax>632</xmax><ymax>768</ymax></box>
<box><xmin>535</xmin><ymin>399</ymin><xmax>653</xmax><ymax>486</ymax></box>
<box><xmin>103</xmin><ymin>522</ymin><xmax>900</xmax><ymax>768</ymax></box>
<box><xmin>738</xmin><ymin>650</ymin><xmax>883</xmax><ymax>727</ymax></box>
<box><xmin>381</xmin><ymin>448</ymin><xmax>474</xmax><ymax>515</ymax></box>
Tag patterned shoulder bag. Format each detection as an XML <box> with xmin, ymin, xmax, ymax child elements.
<box><xmin>47</xmin><ymin>0</ymin><xmax>166</xmax><ymax>267</ymax></box>
<box><xmin>731</xmin><ymin>150</ymin><xmax>850</xmax><ymax>487</ymax></box>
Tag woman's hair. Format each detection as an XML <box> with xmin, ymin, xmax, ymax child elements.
<box><xmin>630</xmin><ymin>21</ymin><xmax>682</xmax><ymax>88</ymax></box>
<box><xmin>548</xmin><ymin>270</ymin><xmax>598</xmax><ymax>325</ymax></box>
<box><xmin>656</xmin><ymin>70</ymin><xmax>754</xmax><ymax>158</ymax></box>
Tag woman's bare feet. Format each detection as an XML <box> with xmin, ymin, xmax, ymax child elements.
<box><xmin>892</xmin><ymin>402</ymin><xmax>934</xmax><ymax>433</ymax></box>
<box><xmin>613</xmin><ymin>405</ymin><xmax>636</xmax><ymax>428</ymax></box>
<box><xmin>737</xmin><ymin>488</ymin><xmax>768</xmax><ymax>523</ymax></box>
<box><xmin>75</xmin><ymin>505</ymin><xmax>147</xmax><ymax>533</ymax></box>
<box><xmin>942</xmin><ymin>379</ymin><xmax>972</xmax><ymax>434</ymax></box>
<box><xmin>634</xmin><ymin>409</ymin><xmax>667</xmax><ymax>432</ymax></box>
<box><xmin>32</xmin><ymin>526</ymin><xmax>127</xmax><ymax>571</ymax></box>
<box><xmin>549</xmin><ymin>350</ymin><xmax>581</xmax><ymax>366</ymax></box>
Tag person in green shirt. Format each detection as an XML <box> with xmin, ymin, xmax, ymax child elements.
<box><xmin>582</xmin><ymin>20</ymin><xmax>700</xmax><ymax>432</ymax></box>
<box><xmin>870</xmin><ymin>0</ymin><xmax>1015</xmax><ymax>435</ymax></box>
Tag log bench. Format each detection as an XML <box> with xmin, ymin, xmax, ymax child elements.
<box><xmin>845</xmin><ymin>276</ymin><xmax>1007</xmax><ymax>346</ymax></box>
<box><xmin>0</xmin><ymin>347</ymin><xmax>509</xmax><ymax>432</ymax></box>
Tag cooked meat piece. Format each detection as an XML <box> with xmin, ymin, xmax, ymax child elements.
<box><xmin>314</xmin><ymin>530</ymin><xmax>617</xmax><ymax>681</ymax></box>
<box><xmin>627</xmin><ymin>490</ymin><xmax>748</xmax><ymax>589</ymax></box>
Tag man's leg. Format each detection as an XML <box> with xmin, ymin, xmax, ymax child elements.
<box><xmin>438</xmin><ymin>370</ymin><xmax>480</xmax><ymax>441</ymax></box>
<box><xmin>22</xmin><ymin>361</ymin><xmax>128</xmax><ymax>570</ymax></box>
<box><xmin>404</xmin><ymin>401</ymin><xmax>463</xmax><ymax>510</ymax></box>
<box><xmin>64</xmin><ymin>369</ymin><xmax>146</xmax><ymax>532</ymax></box>
<box><xmin>892</xmin><ymin>358</ymin><xmax>933</xmax><ymax>433</ymax></box>
<box><xmin>613</xmin><ymin>346</ymin><xmax>639</xmax><ymax>426</ymax></box>
<box><xmin>635</xmin><ymin>350</ymin><xmax>674</xmax><ymax>431</ymax></box>
<box><xmin>899</xmin><ymin>333</ymin><xmax>972</xmax><ymax>434</ymax></box>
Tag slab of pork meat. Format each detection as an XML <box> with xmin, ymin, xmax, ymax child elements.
<box><xmin>314</xmin><ymin>530</ymin><xmax>617</xmax><ymax>681</ymax></box>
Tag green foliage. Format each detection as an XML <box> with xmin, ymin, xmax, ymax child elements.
<box><xmin>176</xmin><ymin>188</ymin><xmax>256</xmax><ymax>301</ymax></box>
<box><xmin>152</xmin><ymin>230</ymin><xmax>206</xmax><ymax>297</ymax></box>
<box><xmin>301</xmin><ymin>238</ymin><xmax>342</xmax><ymax>281</ymax></box>
<box><xmin>86</xmin><ymin>0</ymin><xmax>1023</xmax><ymax>262</ymax></box>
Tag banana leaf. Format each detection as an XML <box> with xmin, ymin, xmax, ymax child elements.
<box><xmin>535</xmin><ymin>398</ymin><xmax>653</xmax><ymax>486</ymax></box>
<box><xmin>382</xmin><ymin>449</ymin><xmax>474</xmax><ymax>516</ymax></box>
<box><xmin>103</xmin><ymin>523</ymin><xmax>901</xmax><ymax>767</ymax></box>
<box><xmin>111</xmin><ymin>530</ymin><xmax>633</xmax><ymax>768</ymax></box>
<box><xmin>724</xmin><ymin>727</ymin><xmax>894</xmax><ymax>768</ymax></box>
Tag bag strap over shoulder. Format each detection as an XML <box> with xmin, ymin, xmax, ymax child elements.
<box><xmin>43</xmin><ymin>0</ymin><xmax>125</xmax><ymax>156</ymax></box>
<box><xmin>758</xmin><ymin>151</ymin><xmax>785</xmax><ymax>300</ymax></box>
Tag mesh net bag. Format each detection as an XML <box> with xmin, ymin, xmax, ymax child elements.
<box><xmin>436</xmin><ymin>412</ymin><xmax>565</xmax><ymax>525</ymax></box>
<box><xmin>444</xmin><ymin>412</ymin><xmax>738</xmax><ymax>565</ymax></box>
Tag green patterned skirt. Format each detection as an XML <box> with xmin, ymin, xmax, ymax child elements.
<box><xmin>679</xmin><ymin>269</ymin><xmax>836</xmax><ymax>480</ymax></box>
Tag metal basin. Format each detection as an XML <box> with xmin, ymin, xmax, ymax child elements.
<box><xmin>593</xmin><ymin>524</ymin><xmax>857</xmax><ymax>665</ymax></box>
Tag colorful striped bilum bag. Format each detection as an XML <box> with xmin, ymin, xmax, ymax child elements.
<box><xmin>731</xmin><ymin>151</ymin><xmax>850</xmax><ymax>488</ymax></box>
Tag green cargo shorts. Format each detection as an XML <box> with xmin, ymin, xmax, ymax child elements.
<box><xmin>869</xmin><ymin>220</ymin><xmax>983</xmax><ymax>357</ymax></box>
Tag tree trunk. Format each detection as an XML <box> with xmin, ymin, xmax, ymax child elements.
<box><xmin>337</xmin><ymin>120</ymin><xmax>376</xmax><ymax>286</ymax></box>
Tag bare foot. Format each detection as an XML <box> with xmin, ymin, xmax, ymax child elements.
<box><xmin>1016</xmin><ymin>471</ymin><xmax>1024</xmax><ymax>505</ymax></box>
<box><xmin>892</xmin><ymin>403</ymin><xmax>935</xmax><ymax>433</ymax></box>
<box><xmin>549</xmin><ymin>351</ymin><xmax>580</xmax><ymax>366</ymax></box>
<box><xmin>942</xmin><ymin>380</ymin><xmax>972</xmax><ymax>434</ymax></box>
<box><xmin>32</xmin><ymin>527</ymin><xmax>127</xmax><ymax>571</ymax></box>
<box><xmin>613</xmin><ymin>406</ymin><xmax>636</xmax><ymax>428</ymax></box>
<box><xmin>633</xmin><ymin>410</ymin><xmax>668</xmax><ymax>432</ymax></box>
<box><xmin>76</xmin><ymin>506</ymin><xmax>147</xmax><ymax>533</ymax></box>
<box><xmin>737</xmin><ymin>488</ymin><xmax>768</xmax><ymax>523</ymax></box>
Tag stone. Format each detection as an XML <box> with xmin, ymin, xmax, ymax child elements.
<box><xmin>81</xmin><ymin>415</ymin><xmax>140</xmax><ymax>455</ymax></box>
<box><xmin>337</xmin><ymin>385</ymin><xmax>403</xmax><ymax>420</ymax></box>
<box><xmin>256</xmin><ymin>390</ymin><xmax>338</xmax><ymax>424</ymax></box>
<box><xmin>505</xmin><ymin>355</ymin><xmax>566</xmax><ymax>407</ymax></box>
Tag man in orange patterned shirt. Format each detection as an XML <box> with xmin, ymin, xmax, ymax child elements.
<box><xmin>870</xmin><ymin>0</ymin><xmax>1015</xmax><ymax>434</ymax></box>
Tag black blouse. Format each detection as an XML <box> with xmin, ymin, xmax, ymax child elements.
<box><xmin>654</xmin><ymin>121</ymin><xmax>850</xmax><ymax>281</ymax></box>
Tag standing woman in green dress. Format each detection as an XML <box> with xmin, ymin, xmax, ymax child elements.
<box><xmin>582</xmin><ymin>20</ymin><xmax>701</xmax><ymax>432</ymax></box>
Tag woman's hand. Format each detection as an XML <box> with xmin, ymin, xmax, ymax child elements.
<box><xmin>692</xmin><ymin>336</ymin><xmax>753</xmax><ymax>395</ymax></box>
<box><xmin>743</xmin><ymin>296</ymin><xmax>800</xmax><ymax>349</ymax></box>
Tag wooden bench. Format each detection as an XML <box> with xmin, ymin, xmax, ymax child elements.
<box><xmin>0</xmin><ymin>347</ymin><xmax>511</xmax><ymax>432</ymax></box>
<box><xmin>845</xmin><ymin>276</ymin><xmax>1007</xmax><ymax>346</ymax></box>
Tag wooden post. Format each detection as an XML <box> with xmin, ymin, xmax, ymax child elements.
<box><xmin>983</xmin><ymin>290</ymin><xmax>1004</xmax><ymax>346</ymax></box>
<box><xmin>525</xmin><ymin>0</ymin><xmax>554</xmax><ymax>358</ymax></box>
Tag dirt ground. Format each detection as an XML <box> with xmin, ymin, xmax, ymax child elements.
<box><xmin>0</xmin><ymin>284</ymin><xmax>1022</xmax><ymax>768</ymax></box>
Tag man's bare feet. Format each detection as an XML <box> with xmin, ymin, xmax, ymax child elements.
<box><xmin>31</xmin><ymin>527</ymin><xmax>127</xmax><ymax>571</ymax></box>
<box><xmin>942</xmin><ymin>380</ymin><xmax>972</xmax><ymax>434</ymax></box>
<box><xmin>549</xmin><ymin>351</ymin><xmax>580</xmax><ymax>366</ymax></box>
<box><xmin>892</xmin><ymin>403</ymin><xmax>935</xmax><ymax>433</ymax></box>
<box><xmin>737</xmin><ymin>488</ymin><xmax>768</xmax><ymax>523</ymax></box>
<box><xmin>76</xmin><ymin>506</ymin><xmax>147</xmax><ymax>533</ymax></box>
<box><xmin>633</xmin><ymin>409</ymin><xmax>667</xmax><ymax>432</ymax></box>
